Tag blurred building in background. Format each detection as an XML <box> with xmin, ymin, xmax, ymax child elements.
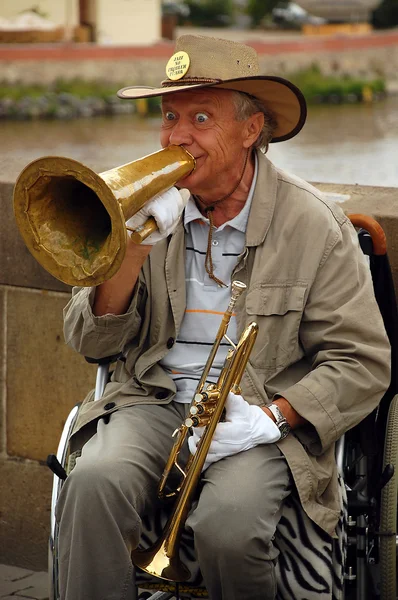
<box><xmin>296</xmin><ymin>0</ymin><xmax>382</xmax><ymax>22</ymax></box>
<box><xmin>0</xmin><ymin>0</ymin><xmax>162</xmax><ymax>45</ymax></box>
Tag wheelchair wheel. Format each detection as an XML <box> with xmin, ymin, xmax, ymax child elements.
<box><xmin>379</xmin><ymin>394</ymin><xmax>398</xmax><ymax>600</ymax></box>
<box><xmin>48</xmin><ymin>403</ymin><xmax>81</xmax><ymax>600</ymax></box>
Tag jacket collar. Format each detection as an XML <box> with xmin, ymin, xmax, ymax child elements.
<box><xmin>245</xmin><ymin>149</ymin><xmax>278</xmax><ymax>247</ymax></box>
<box><xmin>172</xmin><ymin>149</ymin><xmax>277</xmax><ymax>253</ymax></box>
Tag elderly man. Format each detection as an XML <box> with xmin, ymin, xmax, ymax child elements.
<box><xmin>57</xmin><ymin>35</ymin><xmax>390</xmax><ymax>600</ymax></box>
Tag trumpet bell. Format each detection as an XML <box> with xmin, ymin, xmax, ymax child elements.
<box><xmin>13</xmin><ymin>146</ymin><xmax>195</xmax><ymax>287</ymax></box>
<box><xmin>14</xmin><ymin>156</ymin><xmax>126</xmax><ymax>287</ymax></box>
<box><xmin>131</xmin><ymin>540</ymin><xmax>191</xmax><ymax>582</ymax></box>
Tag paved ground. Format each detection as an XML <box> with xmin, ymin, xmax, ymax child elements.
<box><xmin>0</xmin><ymin>565</ymin><xmax>149</xmax><ymax>599</ymax></box>
<box><xmin>0</xmin><ymin>565</ymin><xmax>48</xmax><ymax>600</ymax></box>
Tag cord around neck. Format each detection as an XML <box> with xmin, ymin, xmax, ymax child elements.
<box><xmin>193</xmin><ymin>148</ymin><xmax>250</xmax><ymax>287</ymax></box>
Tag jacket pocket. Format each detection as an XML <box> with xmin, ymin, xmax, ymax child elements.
<box><xmin>246</xmin><ymin>283</ymin><xmax>306</xmax><ymax>371</ymax></box>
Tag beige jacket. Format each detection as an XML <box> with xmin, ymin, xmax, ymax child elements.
<box><xmin>64</xmin><ymin>151</ymin><xmax>391</xmax><ymax>536</ymax></box>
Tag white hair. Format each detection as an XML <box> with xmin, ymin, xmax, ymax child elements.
<box><xmin>232</xmin><ymin>91</ymin><xmax>278</xmax><ymax>152</ymax></box>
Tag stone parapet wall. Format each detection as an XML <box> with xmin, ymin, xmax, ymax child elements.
<box><xmin>0</xmin><ymin>181</ymin><xmax>95</xmax><ymax>570</ymax></box>
<box><xmin>0</xmin><ymin>283</ymin><xmax>96</xmax><ymax>569</ymax></box>
<box><xmin>0</xmin><ymin>178</ymin><xmax>397</xmax><ymax>570</ymax></box>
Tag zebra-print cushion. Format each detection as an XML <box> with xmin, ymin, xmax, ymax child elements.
<box><xmin>135</xmin><ymin>474</ymin><xmax>347</xmax><ymax>599</ymax></box>
<box><xmin>274</xmin><ymin>475</ymin><xmax>347</xmax><ymax>600</ymax></box>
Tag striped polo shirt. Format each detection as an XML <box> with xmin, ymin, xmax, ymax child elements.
<box><xmin>160</xmin><ymin>155</ymin><xmax>258</xmax><ymax>403</ymax></box>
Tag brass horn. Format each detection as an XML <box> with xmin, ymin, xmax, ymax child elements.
<box><xmin>131</xmin><ymin>281</ymin><xmax>258</xmax><ymax>582</ymax></box>
<box><xmin>13</xmin><ymin>145</ymin><xmax>195</xmax><ymax>287</ymax></box>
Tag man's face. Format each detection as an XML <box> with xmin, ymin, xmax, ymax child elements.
<box><xmin>160</xmin><ymin>88</ymin><xmax>260</xmax><ymax>198</ymax></box>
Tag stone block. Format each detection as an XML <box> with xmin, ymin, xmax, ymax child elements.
<box><xmin>0</xmin><ymin>564</ymin><xmax>34</xmax><ymax>581</ymax></box>
<box><xmin>0</xmin><ymin>182</ymin><xmax>69</xmax><ymax>292</ymax></box>
<box><xmin>5</xmin><ymin>286</ymin><xmax>95</xmax><ymax>461</ymax></box>
<box><xmin>0</xmin><ymin>288</ymin><xmax>5</xmax><ymax>454</ymax></box>
<box><xmin>0</xmin><ymin>570</ymin><xmax>47</xmax><ymax>598</ymax></box>
<box><xmin>0</xmin><ymin>459</ymin><xmax>52</xmax><ymax>571</ymax></box>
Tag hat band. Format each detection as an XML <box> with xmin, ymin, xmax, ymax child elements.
<box><xmin>161</xmin><ymin>77</ymin><xmax>222</xmax><ymax>87</ymax></box>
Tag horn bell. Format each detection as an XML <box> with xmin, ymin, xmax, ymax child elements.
<box><xmin>131</xmin><ymin>538</ymin><xmax>191</xmax><ymax>582</ymax></box>
<box><xmin>13</xmin><ymin>146</ymin><xmax>195</xmax><ymax>287</ymax></box>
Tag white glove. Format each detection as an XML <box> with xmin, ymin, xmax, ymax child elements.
<box><xmin>126</xmin><ymin>187</ymin><xmax>190</xmax><ymax>245</ymax></box>
<box><xmin>188</xmin><ymin>392</ymin><xmax>281</xmax><ymax>472</ymax></box>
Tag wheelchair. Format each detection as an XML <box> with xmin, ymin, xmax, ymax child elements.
<box><xmin>47</xmin><ymin>214</ymin><xmax>398</xmax><ymax>600</ymax></box>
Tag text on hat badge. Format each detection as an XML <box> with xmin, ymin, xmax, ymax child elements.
<box><xmin>166</xmin><ymin>51</ymin><xmax>190</xmax><ymax>81</ymax></box>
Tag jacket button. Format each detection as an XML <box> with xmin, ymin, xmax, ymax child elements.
<box><xmin>104</xmin><ymin>402</ymin><xmax>116</xmax><ymax>410</ymax></box>
<box><xmin>167</xmin><ymin>337</ymin><xmax>175</xmax><ymax>349</ymax></box>
<box><xmin>155</xmin><ymin>391</ymin><xmax>169</xmax><ymax>400</ymax></box>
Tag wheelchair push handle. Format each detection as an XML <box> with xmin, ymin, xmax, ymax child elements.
<box><xmin>348</xmin><ymin>213</ymin><xmax>387</xmax><ymax>256</ymax></box>
<box><xmin>85</xmin><ymin>353</ymin><xmax>123</xmax><ymax>365</ymax></box>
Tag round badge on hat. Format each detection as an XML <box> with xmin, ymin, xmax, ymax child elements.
<box><xmin>165</xmin><ymin>51</ymin><xmax>190</xmax><ymax>81</ymax></box>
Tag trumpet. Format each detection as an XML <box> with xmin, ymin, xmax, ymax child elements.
<box><xmin>13</xmin><ymin>145</ymin><xmax>195</xmax><ymax>287</ymax></box>
<box><xmin>131</xmin><ymin>280</ymin><xmax>258</xmax><ymax>582</ymax></box>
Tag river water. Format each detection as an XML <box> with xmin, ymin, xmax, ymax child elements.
<box><xmin>2</xmin><ymin>95</ymin><xmax>398</xmax><ymax>187</ymax></box>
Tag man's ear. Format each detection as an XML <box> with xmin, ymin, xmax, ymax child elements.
<box><xmin>243</xmin><ymin>112</ymin><xmax>264</xmax><ymax>148</ymax></box>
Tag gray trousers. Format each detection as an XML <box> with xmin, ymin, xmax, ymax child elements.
<box><xmin>56</xmin><ymin>402</ymin><xmax>291</xmax><ymax>600</ymax></box>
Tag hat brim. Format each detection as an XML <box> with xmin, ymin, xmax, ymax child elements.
<box><xmin>117</xmin><ymin>76</ymin><xmax>307</xmax><ymax>143</ymax></box>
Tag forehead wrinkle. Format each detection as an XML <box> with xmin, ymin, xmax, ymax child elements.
<box><xmin>162</xmin><ymin>88</ymin><xmax>235</xmax><ymax>111</ymax></box>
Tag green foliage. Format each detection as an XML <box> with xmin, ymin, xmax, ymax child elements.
<box><xmin>183</xmin><ymin>0</ymin><xmax>234</xmax><ymax>27</ymax></box>
<box><xmin>0</xmin><ymin>79</ymin><xmax>118</xmax><ymax>100</ymax></box>
<box><xmin>0</xmin><ymin>83</ymin><xmax>42</xmax><ymax>100</ymax></box>
<box><xmin>246</xmin><ymin>0</ymin><xmax>280</xmax><ymax>27</ymax></box>
<box><xmin>0</xmin><ymin>70</ymin><xmax>387</xmax><ymax>120</ymax></box>
<box><xmin>288</xmin><ymin>65</ymin><xmax>386</xmax><ymax>103</ymax></box>
<box><xmin>53</xmin><ymin>79</ymin><xmax>119</xmax><ymax>98</ymax></box>
<box><xmin>372</xmin><ymin>0</ymin><xmax>398</xmax><ymax>28</ymax></box>
<box><xmin>0</xmin><ymin>79</ymin><xmax>163</xmax><ymax>121</ymax></box>
<box><xmin>146</xmin><ymin>96</ymin><xmax>161</xmax><ymax>113</ymax></box>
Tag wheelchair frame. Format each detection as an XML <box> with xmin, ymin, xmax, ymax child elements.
<box><xmin>47</xmin><ymin>214</ymin><xmax>398</xmax><ymax>600</ymax></box>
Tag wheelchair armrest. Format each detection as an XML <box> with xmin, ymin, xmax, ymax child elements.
<box><xmin>85</xmin><ymin>353</ymin><xmax>123</xmax><ymax>366</ymax></box>
<box><xmin>85</xmin><ymin>354</ymin><xmax>124</xmax><ymax>401</ymax></box>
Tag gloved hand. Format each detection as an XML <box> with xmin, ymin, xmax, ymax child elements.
<box><xmin>188</xmin><ymin>392</ymin><xmax>281</xmax><ymax>472</ymax></box>
<box><xmin>126</xmin><ymin>187</ymin><xmax>190</xmax><ymax>245</ymax></box>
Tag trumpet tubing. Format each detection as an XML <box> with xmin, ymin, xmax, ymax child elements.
<box><xmin>131</xmin><ymin>281</ymin><xmax>258</xmax><ymax>582</ymax></box>
<box><xmin>13</xmin><ymin>146</ymin><xmax>195</xmax><ymax>287</ymax></box>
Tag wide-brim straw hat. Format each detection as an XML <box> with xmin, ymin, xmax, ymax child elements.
<box><xmin>118</xmin><ymin>34</ymin><xmax>307</xmax><ymax>143</ymax></box>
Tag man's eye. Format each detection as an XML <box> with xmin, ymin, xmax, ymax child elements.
<box><xmin>164</xmin><ymin>111</ymin><xmax>176</xmax><ymax>121</ymax></box>
<box><xmin>195</xmin><ymin>113</ymin><xmax>208</xmax><ymax>123</ymax></box>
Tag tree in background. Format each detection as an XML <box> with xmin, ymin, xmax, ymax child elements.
<box><xmin>372</xmin><ymin>0</ymin><xmax>398</xmax><ymax>28</ymax></box>
<box><xmin>182</xmin><ymin>0</ymin><xmax>235</xmax><ymax>27</ymax></box>
<box><xmin>246</xmin><ymin>0</ymin><xmax>281</xmax><ymax>27</ymax></box>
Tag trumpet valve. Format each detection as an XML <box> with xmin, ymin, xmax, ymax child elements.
<box><xmin>190</xmin><ymin>404</ymin><xmax>204</xmax><ymax>416</ymax></box>
<box><xmin>185</xmin><ymin>416</ymin><xmax>199</xmax><ymax>428</ymax></box>
<box><xmin>194</xmin><ymin>392</ymin><xmax>208</xmax><ymax>403</ymax></box>
<box><xmin>185</xmin><ymin>405</ymin><xmax>214</xmax><ymax>428</ymax></box>
<box><xmin>185</xmin><ymin>415</ymin><xmax>212</xmax><ymax>428</ymax></box>
<box><xmin>194</xmin><ymin>388</ymin><xmax>218</xmax><ymax>403</ymax></box>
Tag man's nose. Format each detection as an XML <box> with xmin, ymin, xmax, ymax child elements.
<box><xmin>168</xmin><ymin>119</ymin><xmax>193</xmax><ymax>146</ymax></box>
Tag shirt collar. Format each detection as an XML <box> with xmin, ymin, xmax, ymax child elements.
<box><xmin>184</xmin><ymin>152</ymin><xmax>258</xmax><ymax>233</ymax></box>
